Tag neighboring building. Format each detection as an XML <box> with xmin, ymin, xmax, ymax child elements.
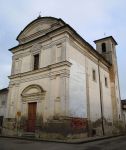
<box><xmin>3</xmin><ymin>16</ymin><xmax>122</xmax><ymax>139</ymax></box>
<box><xmin>122</xmin><ymin>99</ymin><xmax>126</xmax><ymax>109</ymax></box>
<box><xmin>121</xmin><ymin>99</ymin><xmax>126</xmax><ymax>125</ymax></box>
<box><xmin>0</xmin><ymin>88</ymin><xmax>8</xmax><ymax>131</ymax></box>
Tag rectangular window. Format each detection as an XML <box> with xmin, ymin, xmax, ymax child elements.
<box><xmin>33</xmin><ymin>54</ymin><xmax>39</xmax><ymax>70</ymax></box>
<box><xmin>92</xmin><ymin>69</ymin><xmax>96</xmax><ymax>81</ymax></box>
<box><xmin>105</xmin><ymin>77</ymin><xmax>108</xmax><ymax>87</ymax></box>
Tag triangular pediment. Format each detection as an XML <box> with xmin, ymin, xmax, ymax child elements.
<box><xmin>17</xmin><ymin>17</ymin><xmax>66</xmax><ymax>44</ymax></box>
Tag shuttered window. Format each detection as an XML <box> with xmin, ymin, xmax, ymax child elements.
<box><xmin>34</xmin><ymin>54</ymin><xmax>39</xmax><ymax>70</ymax></box>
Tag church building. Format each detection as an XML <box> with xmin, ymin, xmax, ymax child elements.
<box><xmin>2</xmin><ymin>16</ymin><xmax>122</xmax><ymax>139</ymax></box>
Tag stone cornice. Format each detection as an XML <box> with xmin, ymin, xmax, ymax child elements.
<box><xmin>9</xmin><ymin>23</ymin><xmax>111</xmax><ymax>68</ymax></box>
<box><xmin>9</xmin><ymin>61</ymin><xmax>72</xmax><ymax>79</ymax></box>
<box><xmin>17</xmin><ymin>17</ymin><xmax>66</xmax><ymax>42</ymax></box>
<box><xmin>9</xmin><ymin>68</ymin><xmax>70</xmax><ymax>86</ymax></box>
<box><xmin>69</xmin><ymin>38</ymin><xmax>109</xmax><ymax>72</ymax></box>
<box><xmin>64</xmin><ymin>26</ymin><xmax>111</xmax><ymax>68</ymax></box>
<box><xmin>9</xmin><ymin>26</ymin><xmax>68</xmax><ymax>53</ymax></box>
<box><xmin>12</xmin><ymin>37</ymin><xmax>67</xmax><ymax>60</ymax></box>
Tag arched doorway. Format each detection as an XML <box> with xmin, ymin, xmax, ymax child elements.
<box><xmin>21</xmin><ymin>84</ymin><xmax>45</xmax><ymax>132</ymax></box>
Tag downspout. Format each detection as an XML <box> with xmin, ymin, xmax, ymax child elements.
<box><xmin>98</xmin><ymin>60</ymin><xmax>105</xmax><ymax>135</ymax></box>
<box><xmin>85</xmin><ymin>57</ymin><xmax>91</xmax><ymax>136</ymax></box>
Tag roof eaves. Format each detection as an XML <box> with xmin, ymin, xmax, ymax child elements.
<box><xmin>9</xmin><ymin>20</ymin><xmax>111</xmax><ymax>67</ymax></box>
<box><xmin>94</xmin><ymin>36</ymin><xmax>118</xmax><ymax>45</ymax></box>
<box><xmin>65</xmin><ymin>24</ymin><xmax>111</xmax><ymax>66</ymax></box>
<box><xmin>0</xmin><ymin>88</ymin><xmax>8</xmax><ymax>93</ymax></box>
<box><xmin>16</xmin><ymin>16</ymin><xmax>66</xmax><ymax>41</ymax></box>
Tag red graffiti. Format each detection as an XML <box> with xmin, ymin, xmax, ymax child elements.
<box><xmin>71</xmin><ymin>118</ymin><xmax>87</xmax><ymax>129</ymax></box>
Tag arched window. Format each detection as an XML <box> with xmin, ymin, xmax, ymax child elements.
<box><xmin>102</xmin><ymin>43</ymin><xmax>106</xmax><ymax>52</ymax></box>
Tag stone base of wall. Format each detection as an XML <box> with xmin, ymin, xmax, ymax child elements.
<box><xmin>112</xmin><ymin>120</ymin><xmax>126</xmax><ymax>135</ymax></box>
<box><xmin>2</xmin><ymin>117</ymin><xmax>125</xmax><ymax>140</ymax></box>
<box><xmin>35</xmin><ymin>116</ymin><xmax>88</xmax><ymax>139</ymax></box>
<box><xmin>2</xmin><ymin>116</ymin><xmax>88</xmax><ymax>140</ymax></box>
<box><xmin>90</xmin><ymin>118</ymin><xmax>114</xmax><ymax>137</ymax></box>
<box><xmin>2</xmin><ymin>118</ymin><xmax>17</xmax><ymax>136</ymax></box>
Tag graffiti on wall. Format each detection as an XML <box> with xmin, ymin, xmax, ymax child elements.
<box><xmin>71</xmin><ymin>117</ymin><xmax>88</xmax><ymax>129</ymax></box>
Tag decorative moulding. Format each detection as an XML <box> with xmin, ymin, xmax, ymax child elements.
<box><xmin>30</xmin><ymin>43</ymin><xmax>42</xmax><ymax>54</ymax></box>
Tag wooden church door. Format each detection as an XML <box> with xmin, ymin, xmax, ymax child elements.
<box><xmin>27</xmin><ymin>102</ymin><xmax>37</xmax><ymax>132</ymax></box>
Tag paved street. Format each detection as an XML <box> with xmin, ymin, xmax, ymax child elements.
<box><xmin>0</xmin><ymin>136</ymin><xmax>126</xmax><ymax>150</ymax></box>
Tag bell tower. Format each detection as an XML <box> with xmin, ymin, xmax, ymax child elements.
<box><xmin>94</xmin><ymin>36</ymin><xmax>117</xmax><ymax>64</ymax></box>
<box><xmin>94</xmin><ymin>36</ymin><xmax>122</xmax><ymax>125</ymax></box>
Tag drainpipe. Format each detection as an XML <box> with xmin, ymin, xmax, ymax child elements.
<box><xmin>85</xmin><ymin>57</ymin><xmax>91</xmax><ymax>136</ymax></box>
<box><xmin>98</xmin><ymin>60</ymin><xmax>105</xmax><ymax>136</ymax></box>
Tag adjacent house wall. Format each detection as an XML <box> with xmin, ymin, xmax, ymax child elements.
<box><xmin>0</xmin><ymin>89</ymin><xmax>8</xmax><ymax>117</ymax></box>
<box><xmin>0</xmin><ymin>88</ymin><xmax>8</xmax><ymax>132</ymax></box>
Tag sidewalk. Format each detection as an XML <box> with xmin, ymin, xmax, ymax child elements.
<box><xmin>66</xmin><ymin>134</ymin><xmax>125</xmax><ymax>144</ymax></box>
<box><xmin>0</xmin><ymin>134</ymin><xmax>124</xmax><ymax>144</ymax></box>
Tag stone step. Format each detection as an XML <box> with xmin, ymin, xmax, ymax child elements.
<box><xmin>22</xmin><ymin>132</ymin><xmax>35</xmax><ymax>138</ymax></box>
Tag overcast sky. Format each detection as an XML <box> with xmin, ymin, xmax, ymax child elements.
<box><xmin>0</xmin><ymin>0</ymin><xmax>126</xmax><ymax>99</ymax></box>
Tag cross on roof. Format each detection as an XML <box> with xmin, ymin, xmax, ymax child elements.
<box><xmin>37</xmin><ymin>11</ymin><xmax>42</xmax><ymax>18</ymax></box>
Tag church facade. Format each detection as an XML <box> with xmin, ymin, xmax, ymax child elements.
<box><xmin>3</xmin><ymin>16</ymin><xmax>123</xmax><ymax>139</ymax></box>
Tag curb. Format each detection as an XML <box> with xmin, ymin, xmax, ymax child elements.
<box><xmin>0</xmin><ymin>134</ymin><xmax>125</xmax><ymax>144</ymax></box>
<box><xmin>70</xmin><ymin>134</ymin><xmax>125</xmax><ymax>144</ymax></box>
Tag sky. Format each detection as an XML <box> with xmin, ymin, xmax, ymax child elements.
<box><xmin>0</xmin><ymin>0</ymin><xmax>126</xmax><ymax>99</ymax></box>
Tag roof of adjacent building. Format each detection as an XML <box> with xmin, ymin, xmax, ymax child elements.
<box><xmin>121</xmin><ymin>99</ymin><xmax>126</xmax><ymax>104</ymax></box>
<box><xmin>121</xmin><ymin>99</ymin><xmax>126</xmax><ymax>110</ymax></box>
<box><xmin>0</xmin><ymin>88</ymin><xmax>8</xmax><ymax>93</ymax></box>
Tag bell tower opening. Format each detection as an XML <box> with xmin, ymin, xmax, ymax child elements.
<box><xmin>101</xmin><ymin>43</ymin><xmax>106</xmax><ymax>53</ymax></box>
<box><xmin>94</xmin><ymin>36</ymin><xmax>117</xmax><ymax>64</ymax></box>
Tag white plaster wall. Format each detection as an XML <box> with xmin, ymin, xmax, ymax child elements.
<box><xmin>67</xmin><ymin>39</ymin><xmax>113</xmax><ymax>123</ymax></box>
<box><xmin>49</xmin><ymin>75</ymin><xmax>61</xmax><ymax>117</ymax></box>
<box><xmin>15</xmin><ymin>77</ymin><xmax>50</xmax><ymax>121</ymax></box>
<box><xmin>68</xmin><ymin>42</ymin><xmax>87</xmax><ymax>118</ymax></box>
<box><xmin>87</xmin><ymin>58</ymin><xmax>101</xmax><ymax>122</ymax></box>
<box><xmin>7</xmin><ymin>85</ymin><xmax>17</xmax><ymax>118</ymax></box>
<box><xmin>21</xmin><ymin>55</ymin><xmax>31</xmax><ymax>73</ymax></box>
<box><xmin>40</xmin><ymin>48</ymin><xmax>50</xmax><ymax>68</ymax></box>
<box><xmin>100</xmin><ymin>67</ymin><xmax>113</xmax><ymax>122</ymax></box>
<box><xmin>7</xmin><ymin>78</ymin><xmax>49</xmax><ymax>121</ymax></box>
<box><xmin>8</xmin><ymin>66</ymin><xmax>68</xmax><ymax>122</ymax></box>
<box><xmin>13</xmin><ymin>34</ymin><xmax>67</xmax><ymax>74</ymax></box>
<box><xmin>8</xmin><ymin>33</ymin><xmax>69</xmax><ymax>122</ymax></box>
